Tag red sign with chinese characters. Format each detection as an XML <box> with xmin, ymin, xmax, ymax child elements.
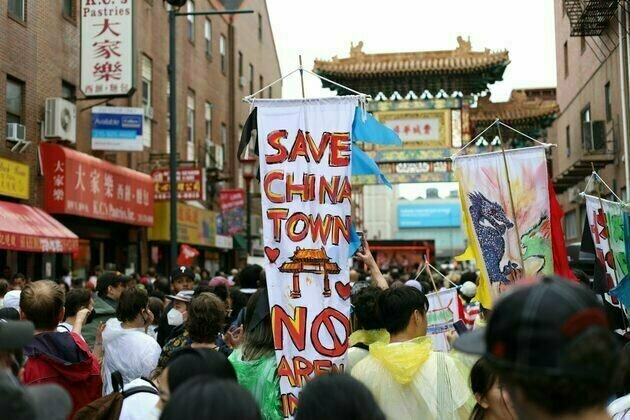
<box><xmin>0</xmin><ymin>201</ymin><xmax>79</xmax><ymax>253</ymax></box>
<box><xmin>40</xmin><ymin>143</ymin><xmax>154</xmax><ymax>226</ymax></box>
<box><xmin>151</xmin><ymin>168</ymin><xmax>205</xmax><ymax>201</ymax></box>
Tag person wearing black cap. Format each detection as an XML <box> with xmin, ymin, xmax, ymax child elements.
<box><xmin>82</xmin><ymin>271</ymin><xmax>130</xmax><ymax>346</ymax></box>
<box><xmin>0</xmin><ymin>320</ymin><xmax>72</xmax><ymax>420</ymax></box>
<box><xmin>156</xmin><ymin>266</ymin><xmax>195</xmax><ymax>346</ymax></box>
<box><xmin>454</xmin><ymin>276</ymin><xmax>618</xmax><ymax>420</ymax></box>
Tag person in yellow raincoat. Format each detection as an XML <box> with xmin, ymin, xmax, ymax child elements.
<box><xmin>352</xmin><ymin>286</ymin><xmax>475</xmax><ymax>420</ymax></box>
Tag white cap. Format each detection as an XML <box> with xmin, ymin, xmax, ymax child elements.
<box><xmin>3</xmin><ymin>290</ymin><xmax>21</xmax><ymax>311</ymax></box>
<box><xmin>460</xmin><ymin>281</ymin><xmax>477</xmax><ymax>298</ymax></box>
<box><xmin>405</xmin><ymin>280</ymin><xmax>423</xmax><ymax>293</ymax></box>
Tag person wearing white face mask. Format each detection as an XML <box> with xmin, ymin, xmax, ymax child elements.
<box><xmin>102</xmin><ymin>285</ymin><xmax>161</xmax><ymax>394</ymax></box>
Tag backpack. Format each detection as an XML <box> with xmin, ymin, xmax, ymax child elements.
<box><xmin>74</xmin><ymin>372</ymin><xmax>159</xmax><ymax>420</ymax></box>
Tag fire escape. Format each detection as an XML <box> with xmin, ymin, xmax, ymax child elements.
<box><xmin>553</xmin><ymin>1</ymin><xmax>620</xmax><ymax>195</ymax></box>
<box><xmin>564</xmin><ymin>0</ymin><xmax>619</xmax><ymax>36</ymax></box>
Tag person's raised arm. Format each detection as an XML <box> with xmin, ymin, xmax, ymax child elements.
<box><xmin>354</xmin><ymin>239</ymin><xmax>388</xmax><ymax>289</ymax></box>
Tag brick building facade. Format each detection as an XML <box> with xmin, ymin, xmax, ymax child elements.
<box><xmin>0</xmin><ymin>0</ymin><xmax>281</xmax><ymax>280</ymax></box>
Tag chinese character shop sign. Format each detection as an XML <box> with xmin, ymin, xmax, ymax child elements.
<box><xmin>152</xmin><ymin>168</ymin><xmax>205</xmax><ymax>201</ymax></box>
<box><xmin>80</xmin><ymin>0</ymin><xmax>135</xmax><ymax>97</ymax></box>
<box><xmin>39</xmin><ymin>143</ymin><xmax>154</xmax><ymax>226</ymax></box>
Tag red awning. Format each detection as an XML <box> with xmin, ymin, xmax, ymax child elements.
<box><xmin>0</xmin><ymin>201</ymin><xmax>78</xmax><ymax>253</ymax></box>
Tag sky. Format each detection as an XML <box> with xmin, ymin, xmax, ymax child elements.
<box><xmin>265</xmin><ymin>0</ymin><xmax>557</xmax><ymax>198</ymax></box>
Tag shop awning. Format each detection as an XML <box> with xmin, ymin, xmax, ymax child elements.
<box><xmin>0</xmin><ymin>201</ymin><xmax>79</xmax><ymax>253</ymax></box>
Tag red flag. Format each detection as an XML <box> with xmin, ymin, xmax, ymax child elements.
<box><xmin>177</xmin><ymin>244</ymin><xmax>199</xmax><ymax>267</ymax></box>
<box><xmin>548</xmin><ymin>178</ymin><xmax>577</xmax><ymax>281</ymax></box>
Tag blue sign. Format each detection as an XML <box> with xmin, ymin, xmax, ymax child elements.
<box><xmin>398</xmin><ymin>203</ymin><xmax>461</xmax><ymax>228</ymax></box>
<box><xmin>91</xmin><ymin>107</ymin><xmax>144</xmax><ymax>151</ymax></box>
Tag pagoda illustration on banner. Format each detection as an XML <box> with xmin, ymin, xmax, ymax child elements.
<box><xmin>279</xmin><ymin>247</ymin><xmax>341</xmax><ymax>298</ymax></box>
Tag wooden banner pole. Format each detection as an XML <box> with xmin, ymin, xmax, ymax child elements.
<box><xmin>496</xmin><ymin>121</ymin><xmax>526</xmax><ymax>279</ymax></box>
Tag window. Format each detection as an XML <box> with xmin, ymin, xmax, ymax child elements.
<box><xmin>187</xmin><ymin>1</ymin><xmax>195</xmax><ymax>43</ymax></box>
<box><xmin>142</xmin><ymin>55</ymin><xmax>153</xmax><ymax>148</ymax></box>
<box><xmin>61</xmin><ymin>80</ymin><xmax>75</xmax><ymax>103</ymax></box>
<box><xmin>8</xmin><ymin>0</ymin><xmax>24</xmax><ymax>21</ymax></box>
<box><xmin>269</xmin><ymin>85</ymin><xmax>273</xmax><ymax>98</ymax></box>
<box><xmin>238</xmin><ymin>51</ymin><xmax>244</xmax><ymax>86</ymax></box>
<box><xmin>204</xmin><ymin>19</ymin><xmax>212</xmax><ymax>57</ymax></box>
<box><xmin>220</xmin><ymin>35</ymin><xmax>226</xmax><ymax>74</ymax></box>
<box><xmin>62</xmin><ymin>0</ymin><xmax>74</xmax><ymax>19</ymax></box>
<box><xmin>562</xmin><ymin>41</ymin><xmax>569</xmax><ymax>79</ymax></box>
<box><xmin>581</xmin><ymin>105</ymin><xmax>592</xmax><ymax>150</ymax></box>
<box><xmin>221</xmin><ymin>123</ymin><xmax>227</xmax><ymax>166</ymax></box>
<box><xmin>258</xmin><ymin>13</ymin><xmax>263</xmax><ymax>41</ymax></box>
<box><xmin>564</xmin><ymin>210</ymin><xmax>578</xmax><ymax>239</ymax></box>
<box><xmin>260</xmin><ymin>75</ymin><xmax>264</xmax><ymax>92</ymax></box>
<box><xmin>580</xmin><ymin>37</ymin><xmax>586</xmax><ymax>55</ymax></box>
<box><xmin>249</xmin><ymin>64</ymin><xmax>254</xmax><ymax>94</ymax></box>
<box><xmin>605</xmin><ymin>82</ymin><xmax>612</xmax><ymax>121</ymax></box>
<box><xmin>187</xmin><ymin>90</ymin><xmax>195</xmax><ymax>146</ymax></box>
<box><xmin>6</xmin><ymin>77</ymin><xmax>24</xmax><ymax>124</ymax></box>
<box><xmin>565</xmin><ymin>125</ymin><xmax>570</xmax><ymax>157</ymax></box>
<box><xmin>205</xmin><ymin>102</ymin><xmax>212</xmax><ymax>144</ymax></box>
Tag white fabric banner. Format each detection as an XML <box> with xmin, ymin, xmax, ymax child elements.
<box><xmin>426</xmin><ymin>288</ymin><xmax>460</xmax><ymax>352</ymax></box>
<box><xmin>256</xmin><ymin>97</ymin><xmax>357</xmax><ymax>418</ymax></box>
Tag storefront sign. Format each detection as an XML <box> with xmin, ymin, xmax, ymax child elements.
<box><xmin>0</xmin><ymin>157</ymin><xmax>29</xmax><ymax>200</ymax></box>
<box><xmin>0</xmin><ymin>201</ymin><xmax>78</xmax><ymax>253</ymax></box>
<box><xmin>39</xmin><ymin>143</ymin><xmax>154</xmax><ymax>226</ymax></box>
<box><xmin>80</xmin><ymin>0</ymin><xmax>135</xmax><ymax>97</ymax></box>
<box><xmin>149</xmin><ymin>202</ymin><xmax>216</xmax><ymax>248</ymax></box>
<box><xmin>219</xmin><ymin>189</ymin><xmax>245</xmax><ymax>235</ymax></box>
<box><xmin>152</xmin><ymin>168</ymin><xmax>205</xmax><ymax>201</ymax></box>
<box><xmin>92</xmin><ymin>107</ymin><xmax>144</xmax><ymax>151</ymax></box>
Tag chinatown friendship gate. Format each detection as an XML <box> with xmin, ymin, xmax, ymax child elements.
<box><xmin>313</xmin><ymin>37</ymin><xmax>559</xmax><ymax>236</ymax></box>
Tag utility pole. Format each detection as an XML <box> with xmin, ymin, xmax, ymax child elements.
<box><xmin>167</xmin><ymin>2</ymin><xmax>253</xmax><ymax>270</ymax></box>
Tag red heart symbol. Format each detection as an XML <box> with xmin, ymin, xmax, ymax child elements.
<box><xmin>264</xmin><ymin>247</ymin><xmax>280</xmax><ymax>264</ymax></box>
<box><xmin>335</xmin><ymin>281</ymin><xmax>351</xmax><ymax>300</ymax></box>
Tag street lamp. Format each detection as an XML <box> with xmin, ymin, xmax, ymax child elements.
<box><xmin>166</xmin><ymin>0</ymin><xmax>252</xmax><ymax>270</ymax></box>
<box><xmin>240</xmin><ymin>153</ymin><xmax>257</xmax><ymax>255</ymax></box>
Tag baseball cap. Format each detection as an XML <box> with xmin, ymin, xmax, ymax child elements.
<box><xmin>454</xmin><ymin>276</ymin><xmax>610</xmax><ymax>376</ymax></box>
<box><xmin>97</xmin><ymin>271</ymin><xmax>131</xmax><ymax>294</ymax></box>
<box><xmin>166</xmin><ymin>290</ymin><xmax>194</xmax><ymax>303</ymax></box>
<box><xmin>459</xmin><ymin>281</ymin><xmax>477</xmax><ymax>298</ymax></box>
<box><xmin>171</xmin><ymin>266</ymin><xmax>195</xmax><ymax>283</ymax></box>
<box><xmin>0</xmin><ymin>320</ymin><xmax>34</xmax><ymax>350</ymax></box>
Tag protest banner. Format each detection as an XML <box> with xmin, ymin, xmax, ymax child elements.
<box><xmin>425</xmin><ymin>288</ymin><xmax>460</xmax><ymax>352</ymax></box>
<box><xmin>453</xmin><ymin>146</ymin><xmax>554</xmax><ymax>302</ymax></box>
<box><xmin>255</xmin><ymin>97</ymin><xmax>358</xmax><ymax>418</ymax></box>
<box><xmin>584</xmin><ymin>195</ymin><xmax>630</xmax><ymax>308</ymax></box>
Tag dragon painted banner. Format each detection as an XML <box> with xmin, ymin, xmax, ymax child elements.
<box><xmin>584</xmin><ymin>195</ymin><xmax>630</xmax><ymax>308</ymax></box>
<box><xmin>453</xmin><ymin>147</ymin><xmax>553</xmax><ymax>299</ymax></box>
<box><xmin>255</xmin><ymin>97</ymin><xmax>357</xmax><ymax>418</ymax></box>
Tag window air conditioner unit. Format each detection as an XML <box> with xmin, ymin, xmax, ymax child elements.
<box><xmin>207</xmin><ymin>143</ymin><xmax>224</xmax><ymax>171</ymax></box>
<box><xmin>44</xmin><ymin>98</ymin><xmax>76</xmax><ymax>143</ymax></box>
<box><xmin>239</xmin><ymin>76</ymin><xmax>247</xmax><ymax>87</ymax></box>
<box><xmin>143</xmin><ymin>105</ymin><xmax>154</xmax><ymax>120</ymax></box>
<box><xmin>6</xmin><ymin>123</ymin><xmax>25</xmax><ymax>142</ymax></box>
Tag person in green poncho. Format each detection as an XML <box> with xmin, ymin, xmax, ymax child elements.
<box><xmin>229</xmin><ymin>288</ymin><xmax>281</xmax><ymax>420</ymax></box>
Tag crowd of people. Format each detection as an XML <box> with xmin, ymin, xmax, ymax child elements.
<box><xmin>0</xmin><ymin>240</ymin><xmax>628</xmax><ymax>420</ymax></box>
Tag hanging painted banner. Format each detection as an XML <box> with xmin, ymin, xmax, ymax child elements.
<box><xmin>584</xmin><ymin>195</ymin><xmax>630</xmax><ymax>308</ymax></box>
<box><xmin>256</xmin><ymin>97</ymin><xmax>356</xmax><ymax>418</ymax></box>
<box><xmin>453</xmin><ymin>146</ymin><xmax>553</xmax><ymax>301</ymax></box>
<box><xmin>425</xmin><ymin>288</ymin><xmax>460</xmax><ymax>352</ymax></box>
